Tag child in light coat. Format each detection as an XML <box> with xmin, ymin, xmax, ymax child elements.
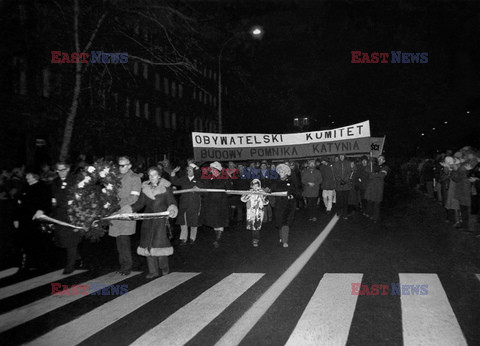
<box><xmin>241</xmin><ymin>179</ymin><xmax>269</xmax><ymax>247</ymax></box>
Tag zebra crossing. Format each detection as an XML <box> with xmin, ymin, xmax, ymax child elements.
<box><xmin>0</xmin><ymin>267</ymin><xmax>474</xmax><ymax>345</ymax></box>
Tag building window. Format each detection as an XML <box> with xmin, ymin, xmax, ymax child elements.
<box><xmin>155</xmin><ymin>107</ymin><xmax>162</xmax><ymax>128</ymax></box>
<box><xmin>172</xmin><ymin>112</ymin><xmax>177</xmax><ymax>129</ymax></box>
<box><xmin>112</xmin><ymin>93</ymin><xmax>118</xmax><ymax>112</ymax></box>
<box><xmin>133</xmin><ymin>62</ymin><xmax>139</xmax><ymax>75</ymax></box>
<box><xmin>155</xmin><ymin>73</ymin><xmax>160</xmax><ymax>90</ymax></box>
<box><xmin>164</xmin><ymin>110</ymin><xmax>170</xmax><ymax>128</ymax></box>
<box><xmin>178</xmin><ymin>115</ymin><xmax>184</xmax><ymax>129</ymax></box>
<box><xmin>213</xmin><ymin>96</ymin><xmax>217</xmax><ymax>107</ymax></box>
<box><xmin>135</xmin><ymin>100</ymin><xmax>140</xmax><ymax>117</ymax></box>
<box><xmin>42</xmin><ymin>67</ymin><xmax>50</xmax><ymax>97</ymax></box>
<box><xmin>171</xmin><ymin>81</ymin><xmax>176</xmax><ymax>97</ymax></box>
<box><xmin>193</xmin><ymin>88</ymin><xmax>196</xmax><ymax>100</ymax></box>
<box><xmin>179</xmin><ymin>84</ymin><xmax>183</xmax><ymax>98</ymax></box>
<box><xmin>204</xmin><ymin>92</ymin><xmax>208</xmax><ymax>105</ymax></box>
<box><xmin>199</xmin><ymin>90</ymin><xmax>203</xmax><ymax>102</ymax></box>
<box><xmin>143</xmin><ymin>64</ymin><xmax>148</xmax><ymax>79</ymax></box>
<box><xmin>125</xmin><ymin>97</ymin><xmax>130</xmax><ymax>117</ymax></box>
<box><xmin>163</xmin><ymin>78</ymin><xmax>169</xmax><ymax>95</ymax></box>
<box><xmin>144</xmin><ymin>103</ymin><xmax>149</xmax><ymax>120</ymax></box>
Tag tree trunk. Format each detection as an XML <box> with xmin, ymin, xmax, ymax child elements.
<box><xmin>59</xmin><ymin>63</ymin><xmax>82</xmax><ymax>162</ymax></box>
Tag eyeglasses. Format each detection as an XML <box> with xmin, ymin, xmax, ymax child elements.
<box><xmin>56</xmin><ymin>168</ymin><xmax>68</xmax><ymax>172</ymax></box>
<box><xmin>119</xmin><ymin>164</ymin><xmax>130</xmax><ymax>168</ymax></box>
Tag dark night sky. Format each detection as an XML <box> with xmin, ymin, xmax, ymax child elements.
<box><xmin>199</xmin><ymin>0</ymin><xmax>480</xmax><ymax>156</ymax></box>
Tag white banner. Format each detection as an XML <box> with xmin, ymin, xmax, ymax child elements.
<box><xmin>192</xmin><ymin>121</ymin><xmax>370</xmax><ymax>148</ymax></box>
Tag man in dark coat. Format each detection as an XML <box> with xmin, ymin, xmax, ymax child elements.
<box><xmin>333</xmin><ymin>154</ymin><xmax>353</xmax><ymax>219</ymax></box>
<box><xmin>171</xmin><ymin>165</ymin><xmax>203</xmax><ymax>244</ymax></box>
<box><xmin>14</xmin><ymin>172</ymin><xmax>51</xmax><ymax>271</ymax></box>
<box><xmin>35</xmin><ymin>162</ymin><xmax>82</xmax><ymax>274</ymax></box>
<box><xmin>365</xmin><ymin>155</ymin><xmax>390</xmax><ymax>223</ymax></box>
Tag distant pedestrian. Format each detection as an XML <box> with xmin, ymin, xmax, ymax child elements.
<box><xmin>333</xmin><ymin>154</ymin><xmax>352</xmax><ymax>219</ymax></box>
<box><xmin>301</xmin><ymin>159</ymin><xmax>322</xmax><ymax>221</ymax></box>
<box><xmin>319</xmin><ymin>158</ymin><xmax>336</xmax><ymax>214</ymax></box>
<box><xmin>365</xmin><ymin>155</ymin><xmax>390</xmax><ymax>223</ymax></box>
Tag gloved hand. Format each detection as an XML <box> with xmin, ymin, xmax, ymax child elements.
<box><xmin>167</xmin><ymin>204</ymin><xmax>178</xmax><ymax>218</ymax></box>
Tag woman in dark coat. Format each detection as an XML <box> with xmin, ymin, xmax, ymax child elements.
<box><xmin>171</xmin><ymin>165</ymin><xmax>203</xmax><ymax>244</ymax></box>
<box><xmin>199</xmin><ymin>161</ymin><xmax>230</xmax><ymax>248</ymax></box>
<box><xmin>270</xmin><ymin>164</ymin><xmax>299</xmax><ymax>248</ymax></box>
<box><xmin>122</xmin><ymin>166</ymin><xmax>178</xmax><ymax>279</ymax></box>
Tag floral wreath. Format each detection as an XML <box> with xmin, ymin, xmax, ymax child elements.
<box><xmin>67</xmin><ymin>160</ymin><xmax>121</xmax><ymax>241</ymax></box>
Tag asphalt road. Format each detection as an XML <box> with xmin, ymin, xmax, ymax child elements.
<box><xmin>1</xmin><ymin>187</ymin><xmax>480</xmax><ymax>345</ymax></box>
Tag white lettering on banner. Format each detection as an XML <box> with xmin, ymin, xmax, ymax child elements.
<box><xmin>192</xmin><ymin>121</ymin><xmax>370</xmax><ymax>148</ymax></box>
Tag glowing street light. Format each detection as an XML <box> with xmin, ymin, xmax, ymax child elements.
<box><xmin>250</xmin><ymin>26</ymin><xmax>264</xmax><ymax>39</ymax></box>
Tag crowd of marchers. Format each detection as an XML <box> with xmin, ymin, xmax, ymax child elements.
<box><xmin>401</xmin><ymin>146</ymin><xmax>480</xmax><ymax>234</ymax></box>
<box><xmin>0</xmin><ymin>153</ymin><xmax>392</xmax><ymax>280</ymax></box>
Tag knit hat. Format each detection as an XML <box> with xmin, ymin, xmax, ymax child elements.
<box><xmin>210</xmin><ymin>161</ymin><xmax>222</xmax><ymax>171</ymax></box>
<box><xmin>276</xmin><ymin>163</ymin><xmax>291</xmax><ymax>176</ymax></box>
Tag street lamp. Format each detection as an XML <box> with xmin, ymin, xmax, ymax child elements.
<box><xmin>218</xmin><ymin>26</ymin><xmax>263</xmax><ymax>133</ymax></box>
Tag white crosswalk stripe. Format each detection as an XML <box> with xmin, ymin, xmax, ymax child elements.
<box><xmin>399</xmin><ymin>273</ymin><xmax>467</xmax><ymax>346</ymax></box>
<box><xmin>0</xmin><ymin>269</ymin><xmax>87</xmax><ymax>300</ymax></box>
<box><xmin>0</xmin><ymin>271</ymin><xmax>140</xmax><ymax>333</ymax></box>
<box><xmin>131</xmin><ymin>273</ymin><xmax>264</xmax><ymax>346</ymax></box>
<box><xmin>27</xmin><ymin>272</ymin><xmax>199</xmax><ymax>346</ymax></box>
<box><xmin>0</xmin><ymin>270</ymin><xmax>475</xmax><ymax>345</ymax></box>
<box><xmin>285</xmin><ymin>273</ymin><xmax>363</xmax><ymax>346</ymax></box>
<box><xmin>0</xmin><ymin>267</ymin><xmax>19</xmax><ymax>280</ymax></box>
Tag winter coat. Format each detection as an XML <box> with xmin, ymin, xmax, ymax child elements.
<box><xmin>241</xmin><ymin>186</ymin><xmax>269</xmax><ymax>231</ymax></box>
<box><xmin>452</xmin><ymin>166</ymin><xmax>471</xmax><ymax>207</ymax></box>
<box><xmin>365</xmin><ymin>164</ymin><xmax>389</xmax><ymax>202</ymax></box>
<box><xmin>16</xmin><ymin>181</ymin><xmax>51</xmax><ymax>244</ymax></box>
<box><xmin>353</xmin><ymin>164</ymin><xmax>369</xmax><ymax>191</ymax></box>
<box><xmin>301</xmin><ymin>168</ymin><xmax>322</xmax><ymax>198</ymax></box>
<box><xmin>108</xmin><ymin>170</ymin><xmax>142</xmax><ymax>237</ymax></box>
<box><xmin>333</xmin><ymin>160</ymin><xmax>353</xmax><ymax>191</ymax></box>
<box><xmin>270</xmin><ymin>177</ymin><xmax>299</xmax><ymax>228</ymax></box>
<box><xmin>199</xmin><ymin>178</ymin><xmax>230</xmax><ymax>228</ymax></box>
<box><xmin>171</xmin><ymin>174</ymin><xmax>203</xmax><ymax>227</ymax></box>
<box><xmin>130</xmin><ymin>179</ymin><xmax>177</xmax><ymax>256</ymax></box>
<box><xmin>319</xmin><ymin>164</ymin><xmax>336</xmax><ymax>190</ymax></box>
<box><xmin>51</xmin><ymin>175</ymin><xmax>82</xmax><ymax>248</ymax></box>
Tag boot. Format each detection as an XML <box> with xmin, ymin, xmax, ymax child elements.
<box><xmin>213</xmin><ymin>229</ymin><xmax>222</xmax><ymax>248</ymax></box>
<box><xmin>146</xmin><ymin>256</ymin><xmax>159</xmax><ymax>279</ymax></box>
<box><xmin>158</xmin><ymin>256</ymin><xmax>169</xmax><ymax>276</ymax></box>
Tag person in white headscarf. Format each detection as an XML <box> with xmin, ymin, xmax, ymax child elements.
<box><xmin>241</xmin><ymin>179</ymin><xmax>269</xmax><ymax>247</ymax></box>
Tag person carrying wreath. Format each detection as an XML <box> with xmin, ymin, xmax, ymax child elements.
<box><xmin>120</xmin><ymin>166</ymin><xmax>178</xmax><ymax>279</ymax></box>
<box><xmin>33</xmin><ymin>162</ymin><xmax>82</xmax><ymax>274</ymax></box>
